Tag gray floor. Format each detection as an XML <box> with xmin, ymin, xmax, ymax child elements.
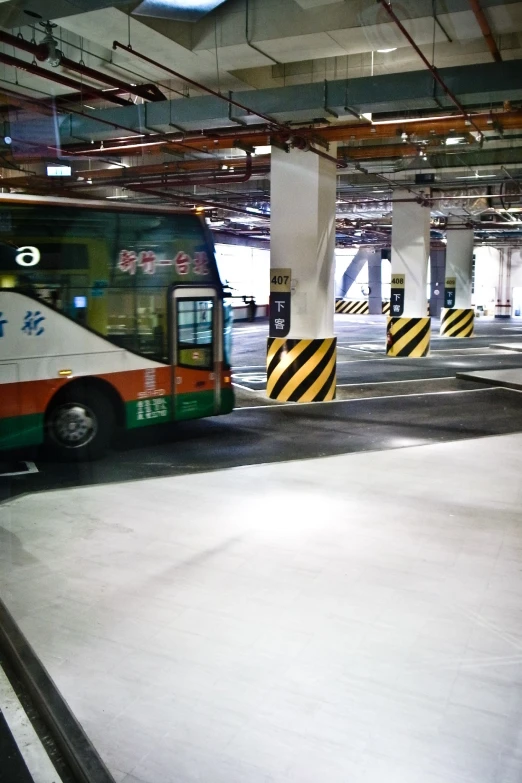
<box><xmin>2</xmin><ymin>433</ymin><xmax>522</xmax><ymax>782</ymax></box>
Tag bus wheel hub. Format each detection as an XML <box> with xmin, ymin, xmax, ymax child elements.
<box><xmin>52</xmin><ymin>404</ymin><xmax>96</xmax><ymax>447</ymax></box>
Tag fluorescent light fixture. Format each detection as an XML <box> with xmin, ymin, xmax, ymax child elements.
<box><xmin>254</xmin><ymin>145</ymin><xmax>271</xmax><ymax>155</ymax></box>
<box><xmin>376</xmin><ymin>47</ymin><xmax>397</xmax><ymax>53</ymax></box>
<box><xmin>72</xmin><ymin>141</ymin><xmax>167</xmax><ymax>155</ymax></box>
<box><xmin>133</xmin><ymin>0</ymin><xmax>228</xmax><ymax>21</ymax></box>
<box><xmin>445</xmin><ymin>136</ymin><xmax>465</xmax><ymax>145</ymax></box>
<box><xmin>47</xmin><ymin>165</ymin><xmax>72</xmax><ymax>177</ymax></box>
<box><xmin>456</xmin><ymin>173</ymin><xmax>496</xmax><ymax>179</ymax></box>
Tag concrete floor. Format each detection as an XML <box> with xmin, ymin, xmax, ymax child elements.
<box><xmin>2</xmin><ymin>433</ymin><xmax>522</xmax><ymax>782</ymax></box>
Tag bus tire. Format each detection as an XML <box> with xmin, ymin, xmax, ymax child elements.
<box><xmin>45</xmin><ymin>386</ymin><xmax>115</xmax><ymax>461</ymax></box>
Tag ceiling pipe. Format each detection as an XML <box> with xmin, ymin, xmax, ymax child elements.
<box><xmin>81</xmin><ymin>154</ymin><xmax>270</xmax><ymax>180</ymax></box>
<box><xmin>0</xmin><ymin>51</ymin><xmax>132</xmax><ymax>107</ymax></box>
<box><xmin>126</xmin><ymin>185</ymin><xmax>271</xmax><ymax>218</ymax></box>
<box><xmin>377</xmin><ymin>0</ymin><xmax>485</xmax><ymax>140</ymax></box>
<box><xmin>0</xmin><ymin>84</ymin><xmax>208</xmax><ymax>160</ymax></box>
<box><xmin>112</xmin><ymin>39</ymin><xmax>333</xmax><ymax>162</ymax></box>
<box><xmin>468</xmin><ymin>0</ymin><xmax>502</xmax><ymax>63</ymax></box>
<box><xmin>72</xmin><ymin>153</ymin><xmax>255</xmax><ymax>189</ymax></box>
<box><xmin>0</xmin><ymin>29</ymin><xmax>165</xmax><ymax>103</ymax></box>
<box><xmin>245</xmin><ymin>0</ymin><xmax>280</xmax><ymax>65</ymax></box>
<box><xmin>60</xmin><ymin>108</ymin><xmax>522</xmax><ymax>160</ymax></box>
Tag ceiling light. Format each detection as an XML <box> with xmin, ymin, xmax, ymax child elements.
<box><xmin>71</xmin><ymin>140</ymin><xmax>167</xmax><ymax>154</ymax></box>
<box><xmin>445</xmin><ymin>136</ymin><xmax>465</xmax><ymax>146</ymax></box>
<box><xmin>376</xmin><ymin>48</ymin><xmax>397</xmax><ymax>53</ymax></box>
<box><xmin>133</xmin><ymin>0</ymin><xmax>228</xmax><ymax>22</ymax></box>
<box><xmin>456</xmin><ymin>173</ymin><xmax>496</xmax><ymax>179</ymax></box>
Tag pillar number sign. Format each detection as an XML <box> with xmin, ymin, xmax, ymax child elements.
<box><xmin>390</xmin><ymin>274</ymin><xmax>405</xmax><ymax>317</ymax></box>
<box><xmin>269</xmin><ymin>267</ymin><xmax>291</xmax><ymax>337</ymax></box>
<box><xmin>444</xmin><ymin>277</ymin><xmax>456</xmax><ymax>308</ymax></box>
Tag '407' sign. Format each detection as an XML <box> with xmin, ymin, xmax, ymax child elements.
<box><xmin>269</xmin><ymin>268</ymin><xmax>291</xmax><ymax>338</ymax></box>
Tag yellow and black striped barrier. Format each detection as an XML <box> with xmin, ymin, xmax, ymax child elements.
<box><xmin>267</xmin><ymin>337</ymin><xmax>336</xmax><ymax>402</ymax></box>
<box><xmin>382</xmin><ymin>301</ymin><xmax>391</xmax><ymax>315</ymax></box>
<box><xmin>335</xmin><ymin>298</ymin><xmax>369</xmax><ymax>315</ymax></box>
<box><xmin>440</xmin><ymin>307</ymin><xmax>474</xmax><ymax>337</ymax></box>
<box><xmin>386</xmin><ymin>317</ymin><xmax>430</xmax><ymax>357</ymax></box>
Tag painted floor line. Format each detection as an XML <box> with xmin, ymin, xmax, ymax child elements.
<box><xmin>236</xmin><ymin>385</ymin><xmax>498</xmax><ymax>410</ymax></box>
<box><xmin>336</xmin><ymin>376</ymin><xmax>454</xmax><ymax>388</ymax></box>
<box><xmin>0</xmin><ymin>666</ymin><xmax>63</xmax><ymax>783</ymax></box>
<box><xmin>0</xmin><ymin>462</ymin><xmax>39</xmax><ymax>478</ymax></box>
<box><xmin>232</xmin><ymin>382</ymin><xmax>262</xmax><ymax>393</ymax></box>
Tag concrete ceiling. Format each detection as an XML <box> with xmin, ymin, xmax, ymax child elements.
<box><xmin>0</xmin><ymin>0</ymin><xmax>520</xmax><ymax>241</ymax></box>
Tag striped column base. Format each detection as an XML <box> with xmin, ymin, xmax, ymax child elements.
<box><xmin>440</xmin><ymin>307</ymin><xmax>474</xmax><ymax>337</ymax></box>
<box><xmin>267</xmin><ymin>337</ymin><xmax>336</xmax><ymax>402</ymax></box>
<box><xmin>335</xmin><ymin>298</ymin><xmax>369</xmax><ymax>315</ymax></box>
<box><xmin>386</xmin><ymin>317</ymin><xmax>430</xmax><ymax>357</ymax></box>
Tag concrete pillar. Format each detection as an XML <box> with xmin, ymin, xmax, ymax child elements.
<box><xmin>387</xmin><ymin>191</ymin><xmax>431</xmax><ymax>357</ymax></box>
<box><xmin>368</xmin><ymin>249</ymin><xmax>382</xmax><ymax>315</ymax></box>
<box><xmin>495</xmin><ymin>247</ymin><xmax>512</xmax><ymax>318</ymax></box>
<box><xmin>446</xmin><ymin>223</ymin><xmax>474</xmax><ymax>308</ymax></box>
<box><xmin>337</xmin><ymin>247</ymin><xmax>368</xmax><ymax>298</ymax></box>
<box><xmin>429</xmin><ymin>247</ymin><xmax>446</xmax><ymax>319</ymax></box>
<box><xmin>267</xmin><ymin>145</ymin><xmax>337</xmax><ymax>402</ymax></box>
<box><xmin>440</xmin><ymin>222</ymin><xmax>475</xmax><ymax>337</ymax></box>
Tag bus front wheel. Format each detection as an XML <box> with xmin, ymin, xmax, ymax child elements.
<box><xmin>46</xmin><ymin>386</ymin><xmax>115</xmax><ymax>461</ymax></box>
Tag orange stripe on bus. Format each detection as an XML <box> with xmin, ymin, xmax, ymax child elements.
<box><xmin>0</xmin><ymin>364</ymin><xmax>228</xmax><ymax>417</ymax></box>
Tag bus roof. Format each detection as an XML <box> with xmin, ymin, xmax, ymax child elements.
<box><xmin>0</xmin><ymin>192</ymin><xmax>199</xmax><ymax>217</ymax></box>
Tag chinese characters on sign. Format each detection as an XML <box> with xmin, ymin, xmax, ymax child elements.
<box><xmin>390</xmin><ymin>274</ymin><xmax>405</xmax><ymax>317</ymax></box>
<box><xmin>444</xmin><ymin>277</ymin><xmax>456</xmax><ymax>309</ymax></box>
<box><xmin>269</xmin><ymin>267</ymin><xmax>292</xmax><ymax>338</ymax></box>
<box><xmin>21</xmin><ymin>310</ymin><xmax>45</xmax><ymax>336</ymax></box>
<box><xmin>0</xmin><ymin>312</ymin><xmax>7</xmax><ymax>337</ymax></box>
<box><xmin>118</xmin><ymin>249</ymin><xmax>210</xmax><ymax>277</ymax></box>
<box><xmin>136</xmin><ymin>398</ymin><xmax>168</xmax><ymax>421</ymax></box>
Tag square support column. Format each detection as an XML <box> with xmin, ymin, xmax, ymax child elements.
<box><xmin>440</xmin><ymin>220</ymin><xmax>475</xmax><ymax>337</ymax></box>
<box><xmin>387</xmin><ymin>191</ymin><xmax>431</xmax><ymax>357</ymax></box>
<box><xmin>267</xmin><ymin>145</ymin><xmax>337</xmax><ymax>402</ymax></box>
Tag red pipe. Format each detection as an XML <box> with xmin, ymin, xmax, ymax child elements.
<box><xmin>468</xmin><ymin>0</ymin><xmax>502</xmax><ymax>63</ymax></box>
<box><xmin>127</xmin><ymin>186</ymin><xmax>270</xmax><ymax>218</ymax></box>
<box><xmin>0</xmin><ymin>29</ymin><xmax>164</xmax><ymax>103</ymax></box>
<box><xmin>111</xmin><ymin>40</ymin><xmax>334</xmax><ymax>162</ymax></box>
<box><xmin>377</xmin><ymin>0</ymin><xmax>485</xmax><ymax>140</ymax></box>
<box><xmin>1</xmin><ymin>83</ymin><xmax>207</xmax><ymax>159</ymax></box>
<box><xmin>72</xmin><ymin>155</ymin><xmax>256</xmax><ymax>190</ymax></box>
<box><xmin>0</xmin><ymin>51</ymin><xmax>132</xmax><ymax>107</ymax></box>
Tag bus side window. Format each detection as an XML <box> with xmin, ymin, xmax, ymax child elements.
<box><xmin>177</xmin><ymin>299</ymin><xmax>214</xmax><ymax>369</ymax></box>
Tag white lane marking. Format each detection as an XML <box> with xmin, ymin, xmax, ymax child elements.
<box><xmin>0</xmin><ymin>666</ymin><xmax>63</xmax><ymax>783</ymax></box>
<box><xmin>0</xmin><ymin>461</ymin><xmax>38</xmax><ymax>478</ymax></box>
<box><xmin>236</xmin><ymin>386</ymin><xmax>498</xmax><ymax>410</ymax></box>
<box><xmin>232</xmin><ymin>382</ymin><xmax>262</xmax><ymax>392</ymax></box>
<box><xmin>337</xmin><ymin>376</ymin><xmax>454</xmax><ymax>388</ymax></box>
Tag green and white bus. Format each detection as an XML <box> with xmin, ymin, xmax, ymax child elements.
<box><xmin>0</xmin><ymin>194</ymin><xmax>234</xmax><ymax>459</ymax></box>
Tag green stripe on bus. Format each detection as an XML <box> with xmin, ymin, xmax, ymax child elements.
<box><xmin>126</xmin><ymin>396</ymin><xmax>172</xmax><ymax>428</ymax></box>
<box><xmin>126</xmin><ymin>388</ymin><xmax>234</xmax><ymax>429</ymax></box>
<box><xmin>174</xmin><ymin>390</ymin><xmax>216</xmax><ymax>421</ymax></box>
<box><xmin>219</xmin><ymin>387</ymin><xmax>235</xmax><ymax>414</ymax></box>
<box><xmin>0</xmin><ymin>413</ymin><xmax>44</xmax><ymax>450</ymax></box>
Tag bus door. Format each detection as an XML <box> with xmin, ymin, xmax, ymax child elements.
<box><xmin>171</xmin><ymin>286</ymin><xmax>222</xmax><ymax>420</ymax></box>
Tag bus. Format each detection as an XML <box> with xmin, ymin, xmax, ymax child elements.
<box><xmin>0</xmin><ymin>194</ymin><xmax>234</xmax><ymax>460</ymax></box>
